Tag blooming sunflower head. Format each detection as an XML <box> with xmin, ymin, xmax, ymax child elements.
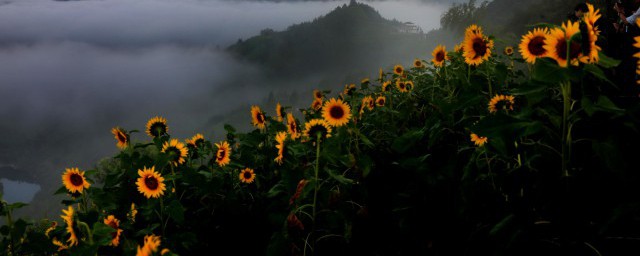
<box><xmin>470</xmin><ymin>133</ymin><xmax>488</xmax><ymax>147</ymax></box>
<box><xmin>580</xmin><ymin>6</ymin><xmax>602</xmax><ymax>64</ymax></box>
<box><xmin>343</xmin><ymin>84</ymin><xmax>357</xmax><ymax>96</ymax></box>
<box><xmin>413</xmin><ymin>59</ymin><xmax>424</xmax><ymax>68</ymax></box>
<box><xmin>488</xmin><ymin>94</ymin><xmax>515</xmax><ymax>113</ymax></box>
<box><xmin>111</xmin><ymin>127</ymin><xmax>129</xmax><ymax>149</ymax></box>
<box><xmin>137</xmin><ymin>234</ymin><xmax>161</xmax><ymax>256</ymax></box>
<box><xmin>145</xmin><ymin>116</ymin><xmax>168</xmax><ymax>138</ymax></box>
<box><xmin>274</xmin><ymin>132</ymin><xmax>287</xmax><ymax>165</ymax></box>
<box><xmin>215</xmin><ymin>141</ymin><xmax>231</xmax><ymax>167</ymax></box>
<box><xmin>136</xmin><ymin>166</ymin><xmax>166</xmax><ymax>199</ymax></box>
<box><xmin>362</xmin><ymin>96</ymin><xmax>374</xmax><ymax>112</ymax></box>
<box><xmin>103</xmin><ymin>215</ymin><xmax>123</xmax><ymax>247</ymax></box>
<box><xmin>185</xmin><ymin>133</ymin><xmax>205</xmax><ymax>149</ymax></box>
<box><xmin>393</xmin><ymin>64</ymin><xmax>404</xmax><ymax>76</ymax></box>
<box><xmin>303</xmin><ymin>119</ymin><xmax>332</xmax><ymax>140</ymax></box>
<box><xmin>286</xmin><ymin>113</ymin><xmax>301</xmax><ymax>140</ymax></box>
<box><xmin>504</xmin><ymin>46</ymin><xmax>514</xmax><ymax>56</ymax></box>
<box><xmin>431</xmin><ymin>45</ymin><xmax>448</xmax><ymax>67</ymax></box>
<box><xmin>239</xmin><ymin>168</ymin><xmax>256</xmax><ymax>184</ymax></box>
<box><xmin>463</xmin><ymin>27</ymin><xmax>494</xmax><ymax>66</ymax></box>
<box><xmin>322</xmin><ymin>98</ymin><xmax>352</xmax><ymax>127</ymax></box>
<box><xmin>544</xmin><ymin>21</ymin><xmax>582</xmax><ymax>67</ymax></box>
<box><xmin>162</xmin><ymin>139</ymin><xmax>188</xmax><ymax>166</ymax></box>
<box><xmin>405</xmin><ymin>80</ymin><xmax>414</xmax><ymax>91</ymax></box>
<box><xmin>311</xmin><ymin>98</ymin><xmax>323</xmax><ymax>111</ymax></box>
<box><xmin>313</xmin><ymin>89</ymin><xmax>323</xmax><ymax>101</ymax></box>
<box><xmin>583</xmin><ymin>3</ymin><xmax>601</xmax><ymax>36</ymax></box>
<box><xmin>396</xmin><ymin>79</ymin><xmax>408</xmax><ymax>93</ymax></box>
<box><xmin>62</xmin><ymin>168</ymin><xmax>90</xmax><ymax>194</ymax></box>
<box><xmin>61</xmin><ymin>206</ymin><xmax>79</xmax><ymax>247</ymax></box>
<box><xmin>376</xmin><ymin>96</ymin><xmax>386</xmax><ymax>107</ymax></box>
<box><xmin>382</xmin><ymin>81</ymin><xmax>391</xmax><ymax>92</ymax></box>
<box><xmin>519</xmin><ymin>27</ymin><xmax>549</xmax><ymax>64</ymax></box>
<box><xmin>250</xmin><ymin>105</ymin><xmax>266</xmax><ymax>130</ymax></box>
<box><xmin>276</xmin><ymin>102</ymin><xmax>285</xmax><ymax>122</ymax></box>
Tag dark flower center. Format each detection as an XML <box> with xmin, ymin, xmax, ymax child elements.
<box><xmin>528</xmin><ymin>36</ymin><xmax>547</xmax><ymax>56</ymax></box>
<box><xmin>399</xmin><ymin>83</ymin><xmax>405</xmax><ymax>89</ymax></box>
<box><xmin>415</xmin><ymin>60</ymin><xmax>421</xmax><ymax>66</ymax></box>
<box><xmin>472</xmin><ymin>38</ymin><xmax>487</xmax><ymax>58</ymax></box>
<box><xmin>436</xmin><ymin>51</ymin><xmax>445</xmax><ymax>62</ymax></box>
<box><xmin>116</xmin><ymin>132</ymin><xmax>127</xmax><ymax>143</ymax></box>
<box><xmin>150</xmin><ymin>123</ymin><xmax>166</xmax><ymax>137</ymax></box>
<box><xmin>308</xmin><ymin>125</ymin><xmax>327</xmax><ymax>138</ymax></box>
<box><xmin>243</xmin><ymin>171</ymin><xmax>252</xmax><ymax>179</ymax></box>
<box><xmin>395</xmin><ymin>67</ymin><xmax>402</xmax><ymax>73</ymax></box>
<box><xmin>556</xmin><ymin>38</ymin><xmax>581</xmax><ymax>61</ymax></box>
<box><xmin>329</xmin><ymin>106</ymin><xmax>344</xmax><ymax>119</ymax></box>
<box><xmin>257</xmin><ymin>113</ymin><xmax>265</xmax><ymax>123</ymax></box>
<box><xmin>377</xmin><ymin>99</ymin><xmax>385</xmax><ymax>105</ymax></box>
<box><xmin>145</xmin><ymin>176</ymin><xmax>159</xmax><ymax>190</ymax></box>
<box><xmin>70</xmin><ymin>173</ymin><xmax>84</xmax><ymax>186</ymax></box>
<box><xmin>168</xmin><ymin>147</ymin><xmax>181</xmax><ymax>162</ymax></box>
<box><xmin>106</xmin><ymin>221</ymin><xmax>118</xmax><ymax>238</ymax></box>
<box><xmin>217</xmin><ymin>149</ymin><xmax>226</xmax><ymax>161</ymax></box>
<box><xmin>289</xmin><ymin>122</ymin><xmax>298</xmax><ymax>134</ymax></box>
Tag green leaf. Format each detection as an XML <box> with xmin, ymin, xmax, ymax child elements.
<box><xmin>54</xmin><ymin>186</ymin><xmax>68</xmax><ymax>195</ymax></box>
<box><xmin>391</xmin><ymin>128</ymin><xmax>425</xmax><ymax>153</ymax></box>
<box><xmin>598</xmin><ymin>52</ymin><xmax>621</xmax><ymax>68</ymax></box>
<box><xmin>584</xmin><ymin>64</ymin><xmax>616</xmax><ymax>86</ymax></box>
<box><xmin>325</xmin><ymin>168</ymin><xmax>354</xmax><ymax>185</ymax></box>
<box><xmin>490</xmin><ymin>214</ymin><xmax>515</xmax><ymax>236</ymax></box>
<box><xmin>92</xmin><ymin>222</ymin><xmax>115</xmax><ymax>246</ymax></box>
<box><xmin>166</xmin><ymin>200</ymin><xmax>185</xmax><ymax>224</ymax></box>
<box><xmin>7</xmin><ymin>202</ymin><xmax>27</xmax><ymax>212</ymax></box>
<box><xmin>358</xmin><ymin>132</ymin><xmax>375</xmax><ymax>149</ymax></box>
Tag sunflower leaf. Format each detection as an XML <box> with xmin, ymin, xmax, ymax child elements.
<box><xmin>166</xmin><ymin>200</ymin><xmax>185</xmax><ymax>224</ymax></box>
<box><xmin>91</xmin><ymin>222</ymin><xmax>114</xmax><ymax>246</ymax></box>
<box><xmin>391</xmin><ymin>128</ymin><xmax>425</xmax><ymax>153</ymax></box>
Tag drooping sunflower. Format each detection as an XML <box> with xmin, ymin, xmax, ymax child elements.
<box><xmin>393</xmin><ymin>64</ymin><xmax>404</xmax><ymax>76</ymax></box>
<box><xmin>584</xmin><ymin>3</ymin><xmax>601</xmax><ymax>36</ymax></box>
<box><xmin>463</xmin><ymin>26</ymin><xmax>494</xmax><ymax>66</ymax></box>
<box><xmin>185</xmin><ymin>133</ymin><xmax>205</xmax><ymax>149</ymax></box>
<box><xmin>313</xmin><ymin>89</ymin><xmax>323</xmax><ymax>101</ymax></box>
<box><xmin>519</xmin><ymin>27</ymin><xmax>549</xmax><ymax>64</ymax></box>
<box><xmin>274</xmin><ymin>132</ymin><xmax>287</xmax><ymax>165</ymax></box>
<box><xmin>396</xmin><ymin>79</ymin><xmax>408</xmax><ymax>92</ymax></box>
<box><xmin>286</xmin><ymin>113</ymin><xmax>301</xmax><ymax>140</ymax></box>
<box><xmin>361</xmin><ymin>78</ymin><xmax>370</xmax><ymax>84</ymax></box>
<box><xmin>470</xmin><ymin>133</ymin><xmax>488</xmax><ymax>147</ymax></box>
<box><xmin>239</xmin><ymin>168</ymin><xmax>256</xmax><ymax>184</ymax></box>
<box><xmin>145</xmin><ymin>116</ymin><xmax>168</xmax><ymax>138</ymax></box>
<box><xmin>303</xmin><ymin>119</ymin><xmax>332</xmax><ymax>140</ymax></box>
<box><xmin>276</xmin><ymin>102</ymin><xmax>285</xmax><ymax>122</ymax></box>
<box><xmin>61</xmin><ymin>206</ymin><xmax>79</xmax><ymax>246</ymax></box>
<box><xmin>62</xmin><ymin>168</ymin><xmax>90</xmax><ymax>194</ymax></box>
<box><xmin>250</xmin><ymin>105</ymin><xmax>266</xmax><ymax>130</ymax></box>
<box><xmin>376</xmin><ymin>96</ymin><xmax>386</xmax><ymax>107</ymax></box>
<box><xmin>382</xmin><ymin>81</ymin><xmax>391</xmax><ymax>92</ymax></box>
<box><xmin>322</xmin><ymin>98</ymin><xmax>352</xmax><ymax>127</ymax></box>
<box><xmin>405</xmin><ymin>80</ymin><xmax>414</xmax><ymax>91</ymax></box>
<box><xmin>311</xmin><ymin>98</ymin><xmax>323</xmax><ymax>111</ymax></box>
<box><xmin>111</xmin><ymin>127</ymin><xmax>129</xmax><ymax>149</ymax></box>
<box><xmin>504</xmin><ymin>46</ymin><xmax>514</xmax><ymax>56</ymax></box>
<box><xmin>343</xmin><ymin>84</ymin><xmax>357</xmax><ymax>96</ymax></box>
<box><xmin>162</xmin><ymin>139</ymin><xmax>188</xmax><ymax>166</ymax></box>
<box><xmin>488</xmin><ymin>94</ymin><xmax>515</xmax><ymax>113</ymax></box>
<box><xmin>136</xmin><ymin>166</ymin><xmax>166</xmax><ymax>199</ymax></box>
<box><xmin>127</xmin><ymin>203</ymin><xmax>138</xmax><ymax>223</ymax></box>
<box><xmin>103</xmin><ymin>215</ymin><xmax>123</xmax><ymax>247</ymax></box>
<box><xmin>215</xmin><ymin>141</ymin><xmax>231</xmax><ymax>167</ymax></box>
<box><xmin>544</xmin><ymin>21</ymin><xmax>582</xmax><ymax>67</ymax></box>
<box><xmin>413</xmin><ymin>58</ymin><xmax>424</xmax><ymax>68</ymax></box>
<box><xmin>581</xmin><ymin>4</ymin><xmax>602</xmax><ymax>64</ymax></box>
<box><xmin>431</xmin><ymin>45</ymin><xmax>448</xmax><ymax>67</ymax></box>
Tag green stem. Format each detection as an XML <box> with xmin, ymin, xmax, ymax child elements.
<box><xmin>160</xmin><ymin>198</ymin><xmax>167</xmax><ymax>237</ymax></box>
<box><xmin>312</xmin><ymin>133</ymin><xmax>321</xmax><ymax>253</ymax></box>
<box><xmin>487</xmin><ymin>73</ymin><xmax>493</xmax><ymax>97</ymax></box>
<box><xmin>467</xmin><ymin>64</ymin><xmax>471</xmax><ymax>84</ymax></box>
<box><xmin>78</xmin><ymin>221</ymin><xmax>94</xmax><ymax>245</ymax></box>
<box><xmin>6</xmin><ymin>204</ymin><xmax>15</xmax><ymax>256</ymax></box>
<box><xmin>560</xmin><ymin>81</ymin><xmax>572</xmax><ymax>177</ymax></box>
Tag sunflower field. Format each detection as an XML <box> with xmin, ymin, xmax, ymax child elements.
<box><xmin>2</xmin><ymin>3</ymin><xmax>640</xmax><ymax>255</ymax></box>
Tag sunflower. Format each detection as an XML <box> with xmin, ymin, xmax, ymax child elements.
<box><xmin>136</xmin><ymin>166</ymin><xmax>166</xmax><ymax>199</ymax></box>
<box><xmin>362</xmin><ymin>96</ymin><xmax>374</xmax><ymax>111</ymax></box>
<box><xmin>103</xmin><ymin>215</ymin><xmax>123</xmax><ymax>247</ymax></box>
<box><xmin>519</xmin><ymin>27</ymin><xmax>549</xmax><ymax>64</ymax></box>
<box><xmin>504</xmin><ymin>46</ymin><xmax>514</xmax><ymax>56</ymax></box>
<box><xmin>361</xmin><ymin>78</ymin><xmax>370</xmax><ymax>84</ymax></box>
<box><xmin>488</xmin><ymin>94</ymin><xmax>515</xmax><ymax>113</ymax></box>
<box><xmin>162</xmin><ymin>139</ymin><xmax>188</xmax><ymax>166</ymax></box>
<box><xmin>396</xmin><ymin>79</ymin><xmax>408</xmax><ymax>93</ymax></box>
<box><xmin>137</xmin><ymin>235</ymin><xmax>161</xmax><ymax>256</ymax></box>
<box><xmin>250</xmin><ymin>105</ymin><xmax>266</xmax><ymax>130</ymax></box>
<box><xmin>343</xmin><ymin>84</ymin><xmax>356</xmax><ymax>96</ymax></box>
<box><xmin>145</xmin><ymin>116</ymin><xmax>168</xmax><ymax>138</ymax></box>
<box><xmin>313</xmin><ymin>89</ymin><xmax>323</xmax><ymax>101</ymax></box>
<box><xmin>275</xmin><ymin>132</ymin><xmax>287</xmax><ymax>165</ymax></box>
<box><xmin>127</xmin><ymin>203</ymin><xmax>138</xmax><ymax>223</ymax></box>
<box><xmin>215</xmin><ymin>141</ymin><xmax>231</xmax><ymax>167</ymax></box>
<box><xmin>393</xmin><ymin>64</ymin><xmax>404</xmax><ymax>76</ymax></box>
<box><xmin>544</xmin><ymin>21</ymin><xmax>582</xmax><ymax>67</ymax></box>
<box><xmin>581</xmin><ymin>4</ymin><xmax>602</xmax><ymax>64</ymax></box>
<box><xmin>376</xmin><ymin>96</ymin><xmax>386</xmax><ymax>107</ymax></box>
<box><xmin>111</xmin><ymin>127</ymin><xmax>129</xmax><ymax>149</ymax></box>
<box><xmin>52</xmin><ymin>238</ymin><xmax>69</xmax><ymax>251</ymax></box>
<box><xmin>470</xmin><ymin>133</ymin><xmax>488</xmax><ymax>146</ymax></box>
<box><xmin>286</xmin><ymin>113</ymin><xmax>301</xmax><ymax>140</ymax></box>
<box><xmin>405</xmin><ymin>80</ymin><xmax>414</xmax><ymax>91</ymax></box>
<box><xmin>463</xmin><ymin>27</ymin><xmax>494</xmax><ymax>66</ymax></box>
<box><xmin>322</xmin><ymin>98</ymin><xmax>352</xmax><ymax>127</ymax></box>
<box><xmin>413</xmin><ymin>59</ymin><xmax>424</xmax><ymax>68</ymax></box>
<box><xmin>311</xmin><ymin>98</ymin><xmax>323</xmax><ymax>111</ymax></box>
<box><xmin>431</xmin><ymin>45</ymin><xmax>448</xmax><ymax>67</ymax></box>
<box><xmin>382</xmin><ymin>81</ymin><xmax>391</xmax><ymax>92</ymax></box>
<box><xmin>239</xmin><ymin>168</ymin><xmax>256</xmax><ymax>184</ymax></box>
<box><xmin>62</xmin><ymin>168</ymin><xmax>90</xmax><ymax>194</ymax></box>
<box><xmin>61</xmin><ymin>206</ymin><xmax>79</xmax><ymax>246</ymax></box>
<box><xmin>303</xmin><ymin>119</ymin><xmax>332</xmax><ymax>140</ymax></box>
<box><xmin>185</xmin><ymin>133</ymin><xmax>205</xmax><ymax>149</ymax></box>
<box><xmin>276</xmin><ymin>102</ymin><xmax>285</xmax><ymax>122</ymax></box>
<box><xmin>465</xmin><ymin>24</ymin><xmax>483</xmax><ymax>37</ymax></box>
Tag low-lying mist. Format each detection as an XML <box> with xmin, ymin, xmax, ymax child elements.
<box><xmin>0</xmin><ymin>0</ymin><xmax>454</xmax><ymax>217</ymax></box>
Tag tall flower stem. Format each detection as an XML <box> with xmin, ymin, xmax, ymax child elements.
<box><xmin>311</xmin><ymin>133</ymin><xmax>321</xmax><ymax>253</ymax></box>
<box><xmin>560</xmin><ymin>81</ymin><xmax>572</xmax><ymax>177</ymax></box>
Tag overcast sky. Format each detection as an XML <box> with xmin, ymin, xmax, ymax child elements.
<box><xmin>0</xmin><ymin>0</ymin><xmax>450</xmax><ymax>214</ymax></box>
